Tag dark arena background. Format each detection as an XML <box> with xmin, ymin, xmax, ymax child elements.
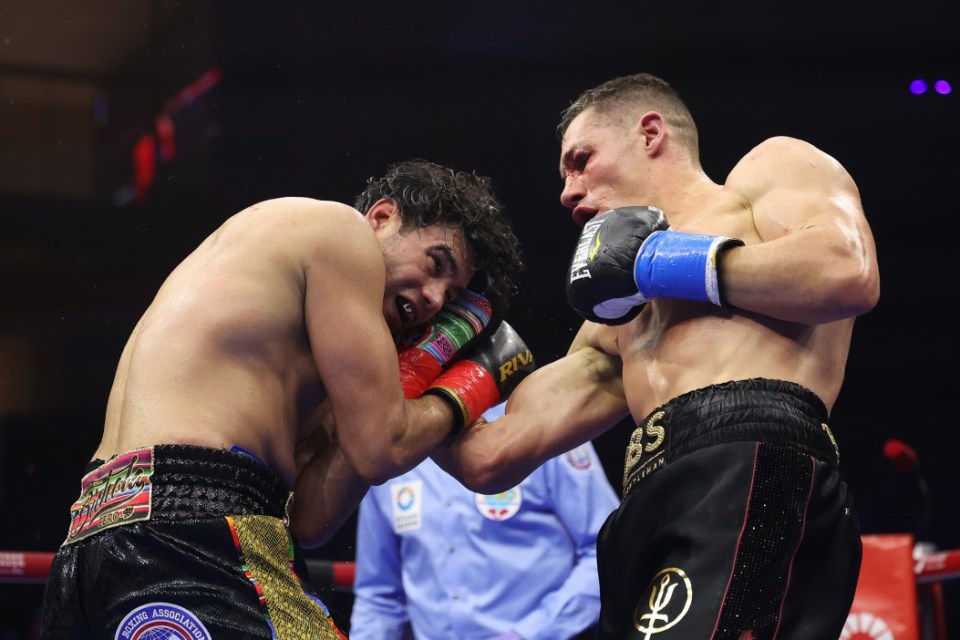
<box><xmin>1</xmin><ymin>1</ymin><xmax>958</xmax><ymax>637</ymax></box>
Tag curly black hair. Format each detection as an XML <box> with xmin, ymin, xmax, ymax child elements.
<box><xmin>355</xmin><ymin>159</ymin><xmax>523</xmax><ymax>314</ymax></box>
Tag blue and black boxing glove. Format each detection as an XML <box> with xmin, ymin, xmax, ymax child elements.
<box><xmin>566</xmin><ymin>206</ymin><xmax>744</xmax><ymax>325</ymax></box>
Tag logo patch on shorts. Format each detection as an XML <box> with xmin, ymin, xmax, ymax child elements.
<box><xmin>65</xmin><ymin>448</ymin><xmax>154</xmax><ymax>545</ymax></box>
<box><xmin>633</xmin><ymin>567</ymin><xmax>693</xmax><ymax>636</ymax></box>
<box><xmin>115</xmin><ymin>602</ymin><xmax>211</xmax><ymax>640</ymax></box>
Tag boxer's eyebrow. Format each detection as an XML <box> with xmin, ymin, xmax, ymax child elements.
<box><xmin>559</xmin><ymin>144</ymin><xmax>587</xmax><ymax>178</ymax></box>
<box><xmin>437</xmin><ymin>227</ymin><xmax>476</xmax><ymax>275</ymax></box>
<box><xmin>432</xmin><ymin>244</ymin><xmax>459</xmax><ymax>277</ymax></box>
<box><xmin>559</xmin><ymin>147</ymin><xmax>576</xmax><ymax>178</ymax></box>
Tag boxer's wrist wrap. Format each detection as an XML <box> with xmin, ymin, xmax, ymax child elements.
<box><xmin>423</xmin><ymin>386</ymin><xmax>471</xmax><ymax>437</ymax></box>
<box><xmin>424</xmin><ymin>365</ymin><xmax>502</xmax><ymax>437</ymax></box>
<box><xmin>635</xmin><ymin>230</ymin><xmax>743</xmax><ymax>307</ymax></box>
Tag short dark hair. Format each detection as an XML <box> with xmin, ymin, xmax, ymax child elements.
<box><xmin>355</xmin><ymin>159</ymin><xmax>523</xmax><ymax>314</ymax></box>
<box><xmin>558</xmin><ymin>73</ymin><xmax>699</xmax><ymax>156</ymax></box>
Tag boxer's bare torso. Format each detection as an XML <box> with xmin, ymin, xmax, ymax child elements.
<box><xmin>583</xmin><ymin>165</ymin><xmax>855</xmax><ymax>420</ymax></box>
<box><xmin>95</xmin><ymin>199</ymin><xmax>343</xmax><ymax>485</ymax></box>
<box><xmin>95</xmin><ymin>192</ymin><xmax>478</xmax><ymax>501</ymax></box>
<box><xmin>562</xmin><ymin>129</ymin><xmax>875</xmax><ymax>421</ymax></box>
<box><xmin>439</xmin><ymin>133</ymin><xmax>877</xmax><ymax>492</ymax></box>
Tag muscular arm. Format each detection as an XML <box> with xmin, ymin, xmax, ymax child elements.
<box><xmin>435</xmin><ymin>323</ymin><xmax>629</xmax><ymax>493</ymax></box>
<box><xmin>304</xmin><ymin>204</ymin><xmax>456</xmax><ymax>486</ymax></box>
<box><xmin>721</xmin><ymin>136</ymin><xmax>880</xmax><ymax>324</ymax></box>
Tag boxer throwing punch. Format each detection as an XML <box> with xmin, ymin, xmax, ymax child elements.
<box><xmin>438</xmin><ymin>73</ymin><xmax>880</xmax><ymax>639</ymax></box>
<box><xmin>39</xmin><ymin>159</ymin><xmax>526</xmax><ymax>639</ymax></box>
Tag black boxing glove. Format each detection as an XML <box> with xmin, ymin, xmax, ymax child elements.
<box><xmin>566</xmin><ymin>206</ymin><xmax>743</xmax><ymax>325</ymax></box>
<box><xmin>424</xmin><ymin>321</ymin><xmax>536</xmax><ymax>436</ymax></box>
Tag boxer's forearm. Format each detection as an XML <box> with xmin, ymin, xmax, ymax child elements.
<box><xmin>435</xmin><ymin>349</ymin><xmax>628</xmax><ymax>493</ymax></box>
<box><xmin>291</xmin><ymin>441</ymin><xmax>369</xmax><ymax>549</ymax></box>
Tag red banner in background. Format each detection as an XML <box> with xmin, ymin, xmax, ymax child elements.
<box><xmin>841</xmin><ymin>534</ymin><xmax>919</xmax><ymax>640</ymax></box>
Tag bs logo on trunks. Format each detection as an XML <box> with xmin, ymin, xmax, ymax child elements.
<box><xmin>622</xmin><ymin>410</ymin><xmax>667</xmax><ymax>497</ymax></box>
<box><xmin>633</xmin><ymin>567</ymin><xmax>693</xmax><ymax>637</ymax></box>
<box><xmin>115</xmin><ymin>602</ymin><xmax>212</xmax><ymax>640</ymax></box>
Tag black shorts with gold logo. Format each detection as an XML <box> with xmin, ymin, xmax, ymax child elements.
<box><xmin>597</xmin><ymin>378</ymin><xmax>862</xmax><ymax>640</ymax></box>
<box><xmin>40</xmin><ymin>444</ymin><xmax>345</xmax><ymax>640</ymax></box>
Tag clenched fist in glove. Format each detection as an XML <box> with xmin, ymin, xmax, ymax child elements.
<box><xmin>424</xmin><ymin>321</ymin><xmax>536</xmax><ymax>436</ymax></box>
<box><xmin>566</xmin><ymin>206</ymin><xmax>743</xmax><ymax>325</ymax></box>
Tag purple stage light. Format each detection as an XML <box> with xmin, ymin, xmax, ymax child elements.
<box><xmin>910</xmin><ymin>79</ymin><xmax>928</xmax><ymax>94</ymax></box>
<box><xmin>933</xmin><ymin>80</ymin><xmax>952</xmax><ymax>95</ymax></box>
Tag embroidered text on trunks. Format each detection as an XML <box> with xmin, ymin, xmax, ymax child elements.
<box><xmin>66</xmin><ymin>448</ymin><xmax>154</xmax><ymax>544</ymax></box>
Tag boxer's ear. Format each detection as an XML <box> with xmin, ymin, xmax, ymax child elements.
<box><xmin>636</xmin><ymin>111</ymin><xmax>666</xmax><ymax>157</ymax></box>
<box><xmin>365</xmin><ymin>198</ymin><xmax>400</xmax><ymax>229</ymax></box>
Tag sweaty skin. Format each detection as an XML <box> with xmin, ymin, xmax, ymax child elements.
<box><xmin>438</xmin><ymin>107</ymin><xmax>879</xmax><ymax>492</ymax></box>
<box><xmin>95</xmin><ymin>196</ymin><xmax>476</xmax><ymax>545</ymax></box>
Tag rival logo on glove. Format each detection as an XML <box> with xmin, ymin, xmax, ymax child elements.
<box><xmin>424</xmin><ymin>321</ymin><xmax>536</xmax><ymax>434</ymax></box>
<box><xmin>498</xmin><ymin>348</ymin><xmax>534</xmax><ymax>383</ymax></box>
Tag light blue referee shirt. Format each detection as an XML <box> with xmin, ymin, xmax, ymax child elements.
<box><xmin>349</xmin><ymin>402</ymin><xmax>620</xmax><ymax>640</ymax></box>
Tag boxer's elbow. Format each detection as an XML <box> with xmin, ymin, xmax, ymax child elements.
<box><xmin>825</xmin><ymin>236</ymin><xmax>881</xmax><ymax>319</ymax></box>
<box><xmin>291</xmin><ymin>519</ymin><xmax>332</xmax><ymax>550</ymax></box>
<box><xmin>351</xmin><ymin>444</ymin><xmax>425</xmax><ymax>486</ymax></box>
<box><xmin>455</xmin><ymin>459</ymin><xmax>498</xmax><ymax>493</ymax></box>
<box><xmin>289</xmin><ymin>502</ymin><xmax>339</xmax><ymax>549</ymax></box>
<box><xmin>454</xmin><ymin>447</ymin><xmax>529</xmax><ymax>495</ymax></box>
<box><xmin>823</xmin><ymin>261</ymin><xmax>880</xmax><ymax>321</ymax></box>
<box><xmin>849</xmin><ymin>266</ymin><xmax>880</xmax><ymax>316</ymax></box>
<box><xmin>463</xmin><ymin>473</ymin><xmax>520</xmax><ymax>495</ymax></box>
<box><xmin>350</xmin><ymin>458</ymin><xmax>398</xmax><ymax>486</ymax></box>
<box><xmin>341</xmin><ymin>434</ymin><xmax>408</xmax><ymax>485</ymax></box>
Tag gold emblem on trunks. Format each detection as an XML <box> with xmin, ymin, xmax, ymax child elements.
<box><xmin>622</xmin><ymin>410</ymin><xmax>666</xmax><ymax>497</ymax></box>
<box><xmin>821</xmin><ymin>422</ymin><xmax>840</xmax><ymax>461</ymax></box>
<box><xmin>633</xmin><ymin>567</ymin><xmax>693</xmax><ymax>637</ymax></box>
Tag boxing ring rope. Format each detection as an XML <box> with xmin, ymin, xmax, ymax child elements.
<box><xmin>3</xmin><ymin>546</ymin><xmax>959</xmax><ymax>589</ymax></box>
<box><xmin>4</xmin><ymin>546</ymin><xmax>960</xmax><ymax>639</ymax></box>
<box><xmin>0</xmin><ymin>551</ymin><xmax>357</xmax><ymax>592</ymax></box>
<box><xmin>916</xmin><ymin>549</ymin><xmax>960</xmax><ymax>584</ymax></box>
<box><xmin>0</xmin><ymin>551</ymin><xmax>55</xmax><ymax>585</ymax></box>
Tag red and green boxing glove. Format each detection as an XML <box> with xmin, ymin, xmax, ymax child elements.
<box><xmin>397</xmin><ymin>290</ymin><xmax>493</xmax><ymax>398</ymax></box>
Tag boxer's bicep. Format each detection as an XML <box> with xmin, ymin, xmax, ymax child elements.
<box><xmin>303</xmin><ymin>212</ymin><xmax>410</xmax><ymax>479</ymax></box>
